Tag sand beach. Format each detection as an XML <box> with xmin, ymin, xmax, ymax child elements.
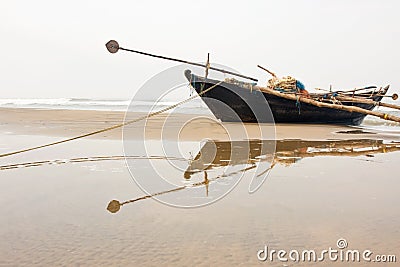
<box><xmin>0</xmin><ymin>107</ymin><xmax>399</xmax><ymax>266</ymax></box>
<box><xmin>3</xmin><ymin>0</ymin><xmax>400</xmax><ymax>265</ymax></box>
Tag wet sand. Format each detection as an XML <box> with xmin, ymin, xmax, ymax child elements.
<box><xmin>0</xmin><ymin>108</ymin><xmax>399</xmax><ymax>266</ymax></box>
<box><xmin>2</xmin><ymin>108</ymin><xmax>399</xmax><ymax>141</ymax></box>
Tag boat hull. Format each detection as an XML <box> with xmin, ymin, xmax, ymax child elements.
<box><xmin>185</xmin><ymin>70</ymin><xmax>387</xmax><ymax>125</ymax></box>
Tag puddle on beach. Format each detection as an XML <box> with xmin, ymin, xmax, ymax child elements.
<box><xmin>2</xmin><ymin>138</ymin><xmax>400</xmax><ymax>212</ymax></box>
<box><xmin>1</xmin><ymin>126</ymin><xmax>400</xmax><ymax>266</ymax></box>
<box><xmin>1</xmin><ymin>136</ymin><xmax>399</xmax><ymax>266</ymax></box>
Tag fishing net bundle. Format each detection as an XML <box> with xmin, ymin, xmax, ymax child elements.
<box><xmin>268</xmin><ymin>76</ymin><xmax>297</xmax><ymax>92</ymax></box>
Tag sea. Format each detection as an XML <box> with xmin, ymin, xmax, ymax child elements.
<box><xmin>0</xmin><ymin>98</ymin><xmax>208</xmax><ymax>114</ymax></box>
<box><xmin>0</xmin><ymin>98</ymin><xmax>399</xmax><ymax>132</ymax></box>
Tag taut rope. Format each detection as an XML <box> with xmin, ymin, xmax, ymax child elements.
<box><xmin>0</xmin><ymin>81</ymin><xmax>223</xmax><ymax>158</ymax></box>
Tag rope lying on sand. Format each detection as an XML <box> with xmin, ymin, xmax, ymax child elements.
<box><xmin>0</xmin><ymin>155</ymin><xmax>187</xmax><ymax>171</ymax></box>
<box><xmin>0</xmin><ymin>81</ymin><xmax>223</xmax><ymax>158</ymax></box>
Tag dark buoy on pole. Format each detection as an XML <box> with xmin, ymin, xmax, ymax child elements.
<box><xmin>105</xmin><ymin>40</ymin><xmax>258</xmax><ymax>82</ymax></box>
<box><xmin>105</xmin><ymin>40</ymin><xmax>119</xmax><ymax>53</ymax></box>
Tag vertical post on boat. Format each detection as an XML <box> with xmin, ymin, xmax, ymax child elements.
<box><xmin>205</xmin><ymin>53</ymin><xmax>210</xmax><ymax>79</ymax></box>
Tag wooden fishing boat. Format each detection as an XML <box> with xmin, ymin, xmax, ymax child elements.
<box><xmin>184</xmin><ymin>70</ymin><xmax>390</xmax><ymax>125</ymax></box>
<box><xmin>104</xmin><ymin>40</ymin><xmax>400</xmax><ymax>124</ymax></box>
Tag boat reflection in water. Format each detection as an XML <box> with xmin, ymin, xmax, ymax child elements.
<box><xmin>108</xmin><ymin>138</ymin><xmax>400</xmax><ymax>213</ymax></box>
<box><xmin>184</xmin><ymin>139</ymin><xmax>400</xmax><ymax>178</ymax></box>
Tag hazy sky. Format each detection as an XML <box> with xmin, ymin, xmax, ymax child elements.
<box><xmin>1</xmin><ymin>0</ymin><xmax>399</xmax><ymax>99</ymax></box>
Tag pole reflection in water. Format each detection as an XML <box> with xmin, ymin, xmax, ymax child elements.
<box><xmin>108</xmin><ymin>138</ymin><xmax>400</xmax><ymax>213</ymax></box>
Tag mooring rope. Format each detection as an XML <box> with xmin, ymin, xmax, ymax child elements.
<box><xmin>0</xmin><ymin>81</ymin><xmax>223</xmax><ymax>158</ymax></box>
<box><xmin>0</xmin><ymin>155</ymin><xmax>187</xmax><ymax>171</ymax></box>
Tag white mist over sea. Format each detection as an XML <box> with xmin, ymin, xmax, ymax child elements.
<box><xmin>0</xmin><ymin>98</ymin><xmax>209</xmax><ymax>114</ymax></box>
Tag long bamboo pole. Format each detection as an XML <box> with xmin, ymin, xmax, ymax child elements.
<box><xmin>255</xmin><ymin>86</ymin><xmax>400</xmax><ymax>123</ymax></box>
<box><xmin>334</xmin><ymin>95</ymin><xmax>400</xmax><ymax>111</ymax></box>
<box><xmin>314</xmin><ymin>85</ymin><xmax>399</xmax><ymax>109</ymax></box>
<box><xmin>106</xmin><ymin>40</ymin><xmax>258</xmax><ymax>82</ymax></box>
<box><xmin>255</xmin><ymin>64</ymin><xmax>400</xmax><ymax>112</ymax></box>
<box><xmin>257</xmin><ymin>65</ymin><xmax>277</xmax><ymax>77</ymax></box>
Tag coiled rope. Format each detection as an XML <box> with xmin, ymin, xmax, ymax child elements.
<box><xmin>0</xmin><ymin>81</ymin><xmax>222</xmax><ymax>158</ymax></box>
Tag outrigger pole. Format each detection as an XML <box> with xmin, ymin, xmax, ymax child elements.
<box><xmin>105</xmin><ymin>40</ymin><xmax>258</xmax><ymax>82</ymax></box>
<box><xmin>256</xmin><ymin>85</ymin><xmax>400</xmax><ymax>123</ymax></box>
